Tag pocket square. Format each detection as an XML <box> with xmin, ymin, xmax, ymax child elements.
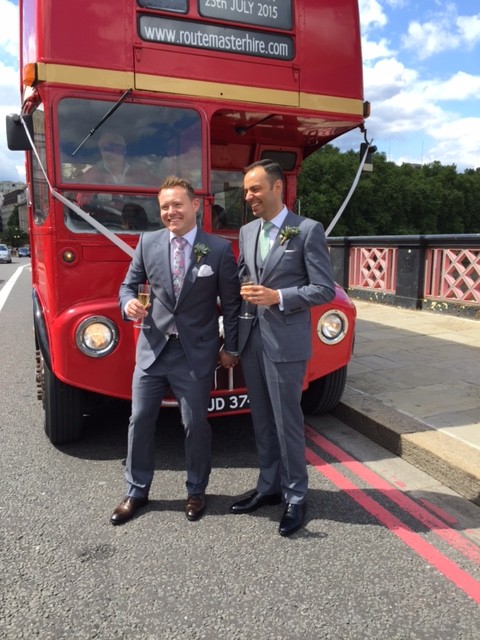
<box><xmin>284</xmin><ymin>249</ymin><xmax>297</xmax><ymax>253</ymax></box>
<box><xmin>198</xmin><ymin>264</ymin><xmax>214</xmax><ymax>277</ymax></box>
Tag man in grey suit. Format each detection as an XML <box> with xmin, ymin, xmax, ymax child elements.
<box><xmin>111</xmin><ymin>177</ymin><xmax>240</xmax><ymax>525</ymax></box>
<box><xmin>230</xmin><ymin>160</ymin><xmax>336</xmax><ymax>536</ymax></box>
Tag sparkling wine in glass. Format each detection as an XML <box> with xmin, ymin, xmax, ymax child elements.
<box><xmin>134</xmin><ymin>283</ymin><xmax>151</xmax><ymax>329</ymax></box>
<box><xmin>239</xmin><ymin>275</ymin><xmax>255</xmax><ymax>319</ymax></box>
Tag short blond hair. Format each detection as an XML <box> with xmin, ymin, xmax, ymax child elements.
<box><xmin>159</xmin><ymin>176</ymin><xmax>197</xmax><ymax>200</ymax></box>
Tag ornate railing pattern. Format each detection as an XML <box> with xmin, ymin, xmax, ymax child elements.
<box><xmin>328</xmin><ymin>234</ymin><xmax>480</xmax><ymax>318</ymax></box>
<box><xmin>349</xmin><ymin>247</ymin><xmax>397</xmax><ymax>292</ymax></box>
<box><xmin>425</xmin><ymin>248</ymin><xmax>480</xmax><ymax>304</ymax></box>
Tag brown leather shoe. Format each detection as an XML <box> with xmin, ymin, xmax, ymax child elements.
<box><xmin>185</xmin><ymin>494</ymin><xmax>206</xmax><ymax>521</ymax></box>
<box><xmin>110</xmin><ymin>496</ymin><xmax>148</xmax><ymax>525</ymax></box>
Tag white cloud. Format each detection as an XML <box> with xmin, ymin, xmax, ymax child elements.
<box><xmin>402</xmin><ymin>16</ymin><xmax>459</xmax><ymax>60</ymax></box>
<box><xmin>425</xmin><ymin>117</ymin><xmax>480</xmax><ymax>168</ymax></box>
<box><xmin>0</xmin><ymin>0</ymin><xmax>19</xmax><ymax>60</ymax></box>
<box><xmin>362</xmin><ymin>36</ymin><xmax>393</xmax><ymax>62</ymax></box>
<box><xmin>358</xmin><ymin>0</ymin><xmax>388</xmax><ymax>31</ymax></box>
<box><xmin>363</xmin><ymin>58</ymin><xmax>418</xmax><ymax>102</ymax></box>
<box><xmin>402</xmin><ymin>7</ymin><xmax>480</xmax><ymax>60</ymax></box>
<box><xmin>424</xmin><ymin>71</ymin><xmax>480</xmax><ymax>102</ymax></box>
<box><xmin>457</xmin><ymin>14</ymin><xmax>480</xmax><ymax>47</ymax></box>
<box><xmin>0</xmin><ymin>2</ymin><xmax>22</xmax><ymax>180</ymax></box>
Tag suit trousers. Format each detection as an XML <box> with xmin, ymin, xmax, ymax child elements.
<box><xmin>125</xmin><ymin>339</ymin><xmax>213</xmax><ymax>498</ymax></box>
<box><xmin>241</xmin><ymin>322</ymin><xmax>308</xmax><ymax>504</ymax></box>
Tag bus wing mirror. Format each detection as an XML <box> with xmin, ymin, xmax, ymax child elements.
<box><xmin>6</xmin><ymin>113</ymin><xmax>33</xmax><ymax>151</ymax></box>
<box><xmin>360</xmin><ymin>142</ymin><xmax>377</xmax><ymax>172</ymax></box>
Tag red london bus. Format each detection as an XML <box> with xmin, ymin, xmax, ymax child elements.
<box><xmin>8</xmin><ymin>0</ymin><xmax>367</xmax><ymax>443</ymax></box>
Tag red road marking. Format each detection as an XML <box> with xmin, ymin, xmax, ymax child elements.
<box><xmin>305</xmin><ymin>425</ymin><xmax>480</xmax><ymax>565</ymax></box>
<box><xmin>305</xmin><ymin>435</ymin><xmax>480</xmax><ymax>604</ymax></box>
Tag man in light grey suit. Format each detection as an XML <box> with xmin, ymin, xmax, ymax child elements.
<box><xmin>111</xmin><ymin>177</ymin><xmax>240</xmax><ymax>525</ymax></box>
<box><xmin>230</xmin><ymin>160</ymin><xmax>335</xmax><ymax>536</ymax></box>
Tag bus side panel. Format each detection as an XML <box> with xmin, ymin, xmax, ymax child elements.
<box><xmin>134</xmin><ymin>49</ymin><xmax>300</xmax><ymax>102</ymax></box>
<box><xmin>297</xmin><ymin>0</ymin><xmax>363</xmax><ymax>100</ymax></box>
<box><xmin>25</xmin><ymin>0</ymin><xmax>132</xmax><ymax>72</ymax></box>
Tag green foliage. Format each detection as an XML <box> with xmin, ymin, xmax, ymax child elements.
<box><xmin>7</xmin><ymin>205</ymin><xmax>20</xmax><ymax>228</ymax></box>
<box><xmin>297</xmin><ymin>146</ymin><xmax>480</xmax><ymax>236</ymax></box>
<box><xmin>0</xmin><ymin>226</ymin><xmax>29</xmax><ymax>247</ymax></box>
<box><xmin>0</xmin><ymin>205</ymin><xmax>29</xmax><ymax>246</ymax></box>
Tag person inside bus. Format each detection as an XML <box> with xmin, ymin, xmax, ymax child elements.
<box><xmin>75</xmin><ymin>132</ymin><xmax>158</xmax><ymax>212</ymax></box>
<box><xmin>110</xmin><ymin>176</ymin><xmax>240</xmax><ymax>526</ymax></box>
<box><xmin>212</xmin><ymin>204</ymin><xmax>227</xmax><ymax>230</ymax></box>
<box><xmin>83</xmin><ymin>132</ymin><xmax>150</xmax><ymax>185</ymax></box>
<box><xmin>121</xmin><ymin>203</ymin><xmax>149</xmax><ymax>231</ymax></box>
<box><xmin>230</xmin><ymin>159</ymin><xmax>335</xmax><ymax>537</ymax></box>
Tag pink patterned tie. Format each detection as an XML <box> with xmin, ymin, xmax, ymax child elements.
<box><xmin>172</xmin><ymin>236</ymin><xmax>187</xmax><ymax>299</ymax></box>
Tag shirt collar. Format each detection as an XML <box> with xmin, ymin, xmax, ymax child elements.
<box><xmin>169</xmin><ymin>226</ymin><xmax>198</xmax><ymax>246</ymax></box>
<box><xmin>264</xmin><ymin>206</ymin><xmax>288</xmax><ymax>230</ymax></box>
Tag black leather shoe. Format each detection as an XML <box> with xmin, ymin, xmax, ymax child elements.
<box><xmin>186</xmin><ymin>494</ymin><xmax>206</xmax><ymax>521</ymax></box>
<box><xmin>110</xmin><ymin>496</ymin><xmax>148</xmax><ymax>525</ymax></box>
<box><xmin>230</xmin><ymin>490</ymin><xmax>282</xmax><ymax>514</ymax></box>
<box><xmin>279</xmin><ymin>503</ymin><xmax>306</xmax><ymax>537</ymax></box>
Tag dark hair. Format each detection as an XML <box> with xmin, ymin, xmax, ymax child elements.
<box><xmin>121</xmin><ymin>203</ymin><xmax>148</xmax><ymax>230</ymax></box>
<box><xmin>244</xmin><ymin>159</ymin><xmax>285</xmax><ymax>191</ymax></box>
<box><xmin>159</xmin><ymin>175</ymin><xmax>197</xmax><ymax>200</ymax></box>
<box><xmin>212</xmin><ymin>204</ymin><xmax>227</xmax><ymax>229</ymax></box>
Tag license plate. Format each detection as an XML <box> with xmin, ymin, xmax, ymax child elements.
<box><xmin>208</xmin><ymin>393</ymin><xmax>250</xmax><ymax>414</ymax></box>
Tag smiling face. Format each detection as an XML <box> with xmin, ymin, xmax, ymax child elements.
<box><xmin>243</xmin><ymin>166</ymin><xmax>283</xmax><ymax>221</ymax></box>
<box><xmin>158</xmin><ymin>185</ymin><xmax>199</xmax><ymax>236</ymax></box>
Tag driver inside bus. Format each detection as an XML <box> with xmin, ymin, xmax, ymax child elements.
<box><xmin>84</xmin><ymin>132</ymin><xmax>156</xmax><ymax>186</ymax></box>
<box><xmin>76</xmin><ymin>131</ymin><xmax>158</xmax><ymax>209</ymax></box>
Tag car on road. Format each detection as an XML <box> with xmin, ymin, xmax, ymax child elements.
<box><xmin>18</xmin><ymin>246</ymin><xmax>31</xmax><ymax>258</ymax></box>
<box><xmin>0</xmin><ymin>243</ymin><xmax>12</xmax><ymax>263</ymax></box>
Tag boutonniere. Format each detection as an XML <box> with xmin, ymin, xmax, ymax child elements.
<box><xmin>279</xmin><ymin>226</ymin><xmax>300</xmax><ymax>245</ymax></box>
<box><xmin>193</xmin><ymin>242</ymin><xmax>211</xmax><ymax>263</ymax></box>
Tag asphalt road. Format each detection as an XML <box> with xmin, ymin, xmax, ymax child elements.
<box><xmin>1</xmin><ymin>262</ymin><xmax>480</xmax><ymax>640</ymax></box>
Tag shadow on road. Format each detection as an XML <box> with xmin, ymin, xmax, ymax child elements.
<box><xmin>58</xmin><ymin>404</ymin><xmax>257</xmax><ymax>471</ymax></box>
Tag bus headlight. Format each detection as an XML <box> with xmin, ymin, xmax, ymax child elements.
<box><xmin>75</xmin><ymin>316</ymin><xmax>118</xmax><ymax>357</ymax></box>
<box><xmin>317</xmin><ymin>310</ymin><xmax>349</xmax><ymax>345</ymax></box>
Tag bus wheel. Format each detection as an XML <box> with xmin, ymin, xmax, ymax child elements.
<box><xmin>42</xmin><ymin>357</ymin><xmax>83</xmax><ymax>444</ymax></box>
<box><xmin>301</xmin><ymin>366</ymin><xmax>348</xmax><ymax>415</ymax></box>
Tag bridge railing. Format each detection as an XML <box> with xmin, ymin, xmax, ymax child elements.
<box><xmin>328</xmin><ymin>234</ymin><xmax>480</xmax><ymax>319</ymax></box>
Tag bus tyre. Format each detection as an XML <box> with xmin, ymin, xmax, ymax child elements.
<box><xmin>43</xmin><ymin>361</ymin><xmax>83</xmax><ymax>444</ymax></box>
<box><xmin>301</xmin><ymin>366</ymin><xmax>348</xmax><ymax>415</ymax></box>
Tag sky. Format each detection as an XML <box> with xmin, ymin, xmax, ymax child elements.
<box><xmin>0</xmin><ymin>0</ymin><xmax>479</xmax><ymax>182</ymax></box>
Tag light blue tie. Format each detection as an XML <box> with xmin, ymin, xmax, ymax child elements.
<box><xmin>259</xmin><ymin>221</ymin><xmax>273</xmax><ymax>260</ymax></box>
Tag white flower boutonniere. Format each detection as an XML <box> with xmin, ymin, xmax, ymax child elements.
<box><xmin>279</xmin><ymin>226</ymin><xmax>300</xmax><ymax>246</ymax></box>
<box><xmin>194</xmin><ymin>242</ymin><xmax>211</xmax><ymax>263</ymax></box>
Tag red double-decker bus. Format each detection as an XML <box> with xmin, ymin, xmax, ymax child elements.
<box><xmin>8</xmin><ymin>0</ymin><xmax>367</xmax><ymax>443</ymax></box>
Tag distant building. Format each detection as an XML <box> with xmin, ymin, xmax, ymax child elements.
<box><xmin>0</xmin><ymin>184</ymin><xmax>28</xmax><ymax>233</ymax></box>
<box><xmin>0</xmin><ymin>181</ymin><xmax>25</xmax><ymax>195</ymax></box>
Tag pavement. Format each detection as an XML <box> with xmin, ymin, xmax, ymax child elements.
<box><xmin>331</xmin><ymin>300</ymin><xmax>480</xmax><ymax>506</ymax></box>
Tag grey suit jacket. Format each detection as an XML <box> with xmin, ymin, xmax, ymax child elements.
<box><xmin>238</xmin><ymin>211</ymin><xmax>335</xmax><ymax>362</ymax></box>
<box><xmin>119</xmin><ymin>226</ymin><xmax>240</xmax><ymax>378</ymax></box>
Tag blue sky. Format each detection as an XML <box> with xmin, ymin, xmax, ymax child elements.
<box><xmin>0</xmin><ymin>0</ymin><xmax>479</xmax><ymax>181</ymax></box>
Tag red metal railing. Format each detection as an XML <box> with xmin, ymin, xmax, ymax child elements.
<box><xmin>425</xmin><ymin>248</ymin><xmax>480</xmax><ymax>304</ymax></box>
<box><xmin>328</xmin><ymin>235</ymin><xmax>480</xmax><ymax>317</ymax></box>
<box><xmin>349</xmin><ymin>247</ymin><xmax>397</xmax><ymax>293</ymax></box>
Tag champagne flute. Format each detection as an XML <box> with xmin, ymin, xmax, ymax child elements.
<box><xmin>134</xmin><ymin>283</ymin><xmax>151</xmax><ymax>329</ymax></box>
<box><xmin>239</xmin><ymin>275</ymin><xmax>255</xmax><ymax>319</ymax></box>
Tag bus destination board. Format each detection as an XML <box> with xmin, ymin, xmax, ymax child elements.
<box><xmin>198</xmin><ymin>0</ymin><xmax>293</xmax><ymax>31</ymax></box>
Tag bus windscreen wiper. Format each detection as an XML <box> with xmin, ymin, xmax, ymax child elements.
<box><xmin>71</xmin><ymin>88</ymin><xmax>132</xmax><ymax>156</ymax></box>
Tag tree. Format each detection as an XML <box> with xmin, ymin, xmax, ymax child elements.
<box><xmin>0</xmin><ymin>225</ymin><xmax>29</xmax><ymax>248</ymax></box>
<box><xmin>297</xmin><ymin>145</ymin><xmax>480</xmax><ymax>236</ymax></box>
